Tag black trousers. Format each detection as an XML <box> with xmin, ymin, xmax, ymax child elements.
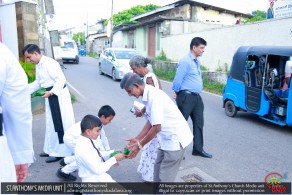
<box><xmin>176</xmin><ymin>92</ymin><xmax>204</xmax><ymax>152</ymax></box>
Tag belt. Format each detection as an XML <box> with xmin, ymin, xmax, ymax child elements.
<box><xmin>180</xmin><ymin>90</ymin><xmax>199</xmax><ymax>96</ymax></box>
<box><xmin>45</xmin><ymin>84</ymin><xmax>66</xmax><ymax>91</ymax></box>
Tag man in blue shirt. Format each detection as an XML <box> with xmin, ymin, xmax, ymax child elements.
<box><xmin>172</xmin><ymin>37</ymin><xmax>212</xmax><ymax>158</ymax></box>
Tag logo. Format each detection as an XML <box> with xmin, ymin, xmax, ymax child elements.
<box><xmin>264</xmin><ymin>172</ymin><xmax>288</xmax><ymax>193</ymax></box>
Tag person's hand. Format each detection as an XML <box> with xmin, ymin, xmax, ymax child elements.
<box><xmin>126</xmin><ymin>138</ymin><xmax>141</xmax><ymax>159</ymax></box>
<box><xmin>42</xmin><ymin>91</ymin><xmax>51</xmax><ymax>98</ymax></box>
<box><xmin>173</xmin><ymin>93</ymin><xmax>177</xmax><ymax>100</ymax></box>
<box><xmin>15</xmin><ymin>164</ymin><xmax>28</xmax><ymax>182</ymax></box>
<box><xmin>114</xmin><ymin>162</ymin><xmax>120</xmax><ymax>167</ymax></box>
<box><xmin>127</xmin><ymin>144</ymin><xmax>140</xmax><ymax>159</ymax></box>
<box><xmin>114</xmin><ymin>153</ymin><xmax>125</xmax><ymax>161</ymax></box>
<box><xmin>127</xmin><ymin>138</ymin><xmax>139</xmax><ymax>150</ymax></box>
<box><xmin>134</xmin><ymin>107</ymin><xmax>143</xmax><ymax>117</ymax></box>
<box><xmin>134</xmin><ymin>107</ymin><xmax>146</xmax><ymax>117</ymax></box>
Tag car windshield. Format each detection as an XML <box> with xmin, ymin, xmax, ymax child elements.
<box><xmin>114</xmin><ymin>50</ymin><xmax>137</xmax><ymax>59</ymax></box>
<box><xmin>63</xmin><ymin>42</ymin><xmax>74</xmax><ymax>49</ymax></box>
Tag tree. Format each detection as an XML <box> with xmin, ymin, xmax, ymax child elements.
<box><xmin>72</xmin><ymin>32</ymin><xmax>86</xmax><ymax>45</ymax></box>
<box><xmin>105</xmin><ymin>4</ymin><xmax>160</xmax><ymax>26</ymax></box>
<box><xmin>244</xmin><ymin>10</ymin><xmax>267</xmax><ymax>23</ymax></box>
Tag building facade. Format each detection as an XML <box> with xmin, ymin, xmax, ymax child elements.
<box><xmin>113</xmin><ymin>0</ymin><xmax>251</xmax><ymax>57</ymax></box>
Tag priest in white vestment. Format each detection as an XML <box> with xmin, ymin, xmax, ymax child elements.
<box><xmin>23</xmin><ymin>44</ymin><xmax>75</xmax><ymax>163</ymax></box>
<box><xmin>0</xmin><ymin>43</ymin><xmax>34</xmax><ymax>184</ymax></box>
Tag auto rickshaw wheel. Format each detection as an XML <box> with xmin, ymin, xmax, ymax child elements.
<box><xmin>225</xmin><ymin>100</ymin><xmax>237</xmax><ymax>117</ymax></box>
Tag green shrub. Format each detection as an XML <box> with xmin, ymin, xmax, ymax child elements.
<box><xmin>153</xmin><ymin>66</ymin><xmax>225</xmax><ymax>95</ymax></box>
<box><xmin>155</xmin><ymin>49</ymin><xmax>171</xmax><ymax>62</ymax></box>
<box><xmin>153</xmin><ymin>67</ymin><xmax>176</xmax><ymax>81</ymax></box>
<box><xmin>202</xmin><ymin>77</ymin><xmax>225</xmax><ymax>95</ymax></box>
<box><xmin>200</xmin><ymin>64</ymin><xmax>209</xmax><ymax>71</ymax></box>
<box><xmin>88</xmin><ymin>52</ymin><xmax>98</xmax><ymax>58</ymax></box>
<box><xmin>20</xmin><ymin>61</ymin><xmax>36</xmax><ymax>83</ymax></box>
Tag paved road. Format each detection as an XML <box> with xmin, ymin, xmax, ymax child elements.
<box><xmin>26</xmin><ymin>56</ymin><xmax>292</xmax><ymax>185</ymax></box>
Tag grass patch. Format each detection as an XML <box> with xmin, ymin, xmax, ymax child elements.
<box><xmin>88</xmin><ymin>52</ymin><xmax>98</xmax><ymax>59</ymax></box>
<box><xmin>202</xmin><ymin>77</ymin><xmax>225</xmax><ymax>95</ymax></box>
<box><xmin>153</xmin><ymin>67</ymin><xmax>176</xmax><ymax>81</ymax></box>
<box><xmin>153</xmin><ymin>66</ymin><xmax>225</xmax><ymax>95</ymax></box>
<box><xmin>71</xmin><ymin>94</ymin><xmax>76</xmax><ymax>103</ymax></box>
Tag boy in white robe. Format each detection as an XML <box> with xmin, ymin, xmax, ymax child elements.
<box><xmin>56</xmin><ymin>105</ymin><xmax>115</xmax><ymax>181</ymax></box>
<box><xmin>75</xmin><ymin>114</ymin><xmax>125</xmax><ymax>184</ymax></box>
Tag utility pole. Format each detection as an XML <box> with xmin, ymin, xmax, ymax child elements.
<box><xmin>110</xmin><ymin>0</ymin><xmax>113</xmax><ymax>47</ymax></box>
<box><xmin>43</xmin><ymin>0</ymin><xmax>59</xmax><ymax>59</ymax></box>
<box><xmin>86</xmin><ymin>10</ymin><xmax>89</xmax><ymax>38</ymax></box>
<box><xmin>38</xmin><ymin>0</ymin><xmax>46</xmax><ymax>55</ymax></box>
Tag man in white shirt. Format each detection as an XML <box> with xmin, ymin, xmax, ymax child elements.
<box><xmin>120</xmin><ymin>72</ymin><xmax>193</xmax><ymax>182</ymax></box>
<box><xmin>0</xmin><ymin>43</ymin><xmax>34</xmax><ymax>183</ymax></box>
<box><xmin>23</xmin><ymin>44</ymin><xmax>75</xmax><ymax>163</ymax></box>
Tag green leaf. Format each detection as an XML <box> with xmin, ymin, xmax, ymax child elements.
<box><xmin>123</xmin><ymin>147</ymin><xmax>130</xmax><ymax>155</ymax></box>
<box><xmin>109</xmin><ymin>150</ymin><xmax>122</xmax><ymax>158</ymax></box>
<box><xmin>32</xmin><ymin>88</ymin><xmax>46</xmax><ymax>97</ymax></box>
<box><xmin>109</xmin><ymin>147</ymin><xmax>130</xmax><ymax>157</ymax></box>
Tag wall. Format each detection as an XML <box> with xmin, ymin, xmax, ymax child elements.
<box><xmin>161</xmin><ymin>16</ymin><xmax>292</xmax><ymax>70</ymax></box>
<box><xmin>16</xmin><ymin>1</ymin><xmax>39</xmax><ymax>60</ymax></box>
<box><xmin>0</xmin><ymin>2</ymin><xmax>18</xmax><ymax>58</ymax></box>
<box><xmin>194</xmin><ymin>6</ymin><xmax>239</xmax><ymax>25</ymax></box>
<box><xmin>134</xmin><ymin>27</ymin><xmax>147</xmax><ymax>56</ymax></box>
<box><xmin>93</xmin><ymin>36</ymin><xmax>109</xmax><ymax>54</ymax></box>
<box><xmin>112</xmin><ymin>31</ymin><xmax>124</xmax><ymax>48</ymax></box>
<box><xmin>163</xmin><ymin>4</ymin><xmax>191</xmax><ymax>20</ymax></box>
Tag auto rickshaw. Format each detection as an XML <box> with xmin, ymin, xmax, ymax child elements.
<box><xmin>223</xmin><ymin>46</ymin><xmax>292</xmax><ymax>126</ymax></box>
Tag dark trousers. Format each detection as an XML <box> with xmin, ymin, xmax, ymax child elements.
<box><xmin>176</xmin><ymin>92</ymin><xmax>204</xmax><ymax>152</ymax></box>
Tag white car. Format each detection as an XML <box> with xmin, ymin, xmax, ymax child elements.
<box><xmin>98</xmin><ymin>48</ymin><xmax>138</xmax><ymax>80</ymax></box>
<box><xmin>60</xmin><ymin>40</ymin><xmax>79</xmax><ymax>64</ymax></box>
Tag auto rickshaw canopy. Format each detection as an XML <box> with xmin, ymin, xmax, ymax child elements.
<box><xmin>230</xmin><ymin>46</ymin><xmax>292</xmax><ymax>82</ymax></box>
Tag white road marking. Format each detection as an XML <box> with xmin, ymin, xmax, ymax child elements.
<box><xmin>66</xmin><ymin>81</ymin><xmax>87</xmax><ymax>100</ymax></box>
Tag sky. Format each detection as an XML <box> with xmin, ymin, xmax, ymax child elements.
<box><xmin>52</xmin><ymin>0</ymin><xmax>268</xmax><ymax>30</ymax></box>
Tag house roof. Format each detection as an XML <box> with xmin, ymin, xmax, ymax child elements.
<box><xmin>131</xmin><ymin>4</ymin><xmax>176</xmax><ymax>21</ymax></box>
<box><xmin>131</xmin><ymin>0</ymin><xmax>252</xmax><ymax>21</ymax></box>
<box><xmin>93</xmin><ymin>33</ymin><xmax>108</xmax><ymax>40</ymax></box>
<box><xmin>86</xmin><ymin>32</ymin><xmax>107</xmax><ymax>39</ymax></box>
<box><xmin>114</xmin><ymin>16</ymin><xmax>184</xmax><ymax>32</ymax></box>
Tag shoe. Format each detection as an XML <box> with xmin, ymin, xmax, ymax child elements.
<box><xmin>39</xmin><ymin>152</ymin><xmax>49</xmax><ymax>157</ymax></box>
<box><xmin>56</xmin><ymin>168</ymin><xmax>76</xmax><ymax>181</ymax></box>
<box><xmin>45</xmin><ymin>157</ymin><xmax>62</xmax><ymax>163</ymax></box>
<box><xmin>192</xmin><ymin>151</ymin><xmax>212</xmax><ymax>158</ymax></box>
<box><xmin>59</xmin><ymin>158</ymin><xmax>66</xmax><ymax>167</ymax></box>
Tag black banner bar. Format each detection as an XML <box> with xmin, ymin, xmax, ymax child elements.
<box><xmin>1</xmin><ymin>182</ymin><xmax>291</xmax><ymax>194</ymax></box>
